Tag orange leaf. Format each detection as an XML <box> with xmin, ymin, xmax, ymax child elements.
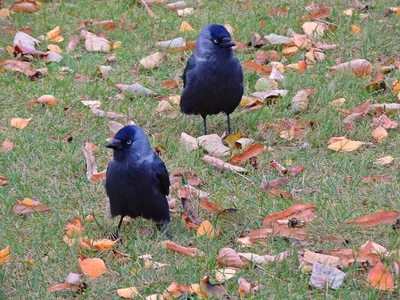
<box><xmin>360</xmin><ymin>175</ymin><xmax>389</xmax><ymax>184</ymax></box>
<box><xmin>199</xmin><ymin>198</ymin><xmax>224</xmax><ymax>214</ymax></box>
<box><xmin>282</xmin><ymin>46</ymin><xmax>298</xmax><ymax>57</ymax></box>
<box><xmin>0</xmin><ymin>176</ymin><xmax>9</xmax><ymax>186</ymax></box>
<box><xmin>90</xmin><ymin>169</ymin><xmax>107</xmax><ymax>182</ymax></box>
<box><xmin>179</xmin><ymin>20</ymin><xmax>194</xmax><ymax>32</ymax></box>
<box><xmin>216</xmin><ymin>248</ymin><xmax>245</xmax><ymax>268</ymax></box>
<box><xmin>29</xmin><ymin>95</ymin><xmax>57</xmax><ymax>108</ymax></box>
<box><xmin>367</xmin><ymin>261</ymin><xmax>395</xmax><ymax>291</ymax></box>
<box><xmin>10</xmin><ymin>117</ymin><xmax>32</xmax><ymax>129</ymax></box>
<box><xmin>371</xmin><ymin>126</ymin><xmax>388</xmax><ymax>143</ymax></box>
<box><xmin>79</xmin><ymin>239</ymin><xmax>117</xmax><ymax>252</ymax></box>
<box><xmin>197</xmin><ymin>220</ymin><xmax>216</xmax><ymax>238</ymax></box>
<box><xmin>161</xmin><ymin>240</ymin><xmax>204</xmax><ymax>257</ymax></box>
<box><xmin>241</xmin><ymin>61</ymin><xmax>272</xmax><ymax>76</ymax></box>
<box><xmin>13</xmin><ymin>199</ymin><xmax>50</xmax><ymax>215</ymax></box>
<box><xmin>298</xmin><ymin>60</ymin><xmax>307</xmax><ymax>73</ymax></box>
<box><xmin>116</xmin><ymin>287</ymin><xmax>140</xmax><ymax>298</ymax></box>
<box><xmin>79</xmin><ymin>257</ymin><xmax>107</xmax><ymax>278</ymax></box>
<box><xmin>262</xmin><ymin>203</ymin><xmax>317</xmax><ymax>227</ymax></box>
<box><xmin>0</xmin><ymin>245</ymin><xmax>10</xmax><ymax>265</ymax></box>
<box><xmin>162</xmin><ymin>77</ymin><xmax>179</xmax><ymax>89</ymax></box>
<box><xmin>351</xmin><ymin>24</ymin><xmax>362</xmax><ymax>34</ymax></box>
<box><xmin>229</xmin><ymin>144</ymin><xmax>266</xmax><ymax>165</ymax></box>
<box><xmin>347</xmin><ymin>210</ymin><xmax>400</xmax><ymax>227</ymax></box>
<box><xmin>202</xmin><ymin>155</ymin><xmax>247</xmax><ymax>173</ymax></box>
<box><xmin>65</xmin><ymin>217</ymin><xmax>84</xmax><ymax>237</ymax></box>
<box><xmin>46</xmin><ymin>283</ymin><xmax>81</xmax><ymax>295</ymax></box>
<box><xmin>10</xmin><ymin>0</ymin><xmax>38</xmax><ymax>13</ymax></box>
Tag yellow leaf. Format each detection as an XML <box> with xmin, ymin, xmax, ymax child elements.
<box><xmin>0</xmin><ymin>246</ymin><xmax>10</xmax><ymax>265</ymax></box>
<box><xmin>197</xmin><ymin>220</ymin><xmax>216</xmax><ymax>238</ymax></box>
<box><xmin>179</xmin><ymin>21</ymin><xmax>194</xmax><ymax>32</ymax></box>
<box><xmin>351</xmin><ymin>24</ymin><xmax>362</xmax><ymax>34</ymax></box>
<box><xmin>328</xmin><ymin>139</ymin><xmax>365</xmax><ymax>152</ymax></box>
<box><xmin>10</xmin><ymin>117</ymin><xmax>32</xmax><ymax>129</ymax></box>
<box><xmin>117</xmin><ymin>287</ymin><xmax>140</xmax><ymax>298</ymax></box>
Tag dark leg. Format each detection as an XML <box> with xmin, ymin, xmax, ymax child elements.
<box><xmin>227</xmin><ymin>114</ymin><xmax>232</xmax><ymax>134</ymax></box>
<box><xmin>202</xmin><ymin>115</ymin><xmax>207</xmax><ymax>135</ymax></box>
<box><xmin>157</xmin><ymin>220</ymin><xmax>169</xmax><ymax>240</ymax></box>
<box><xmin>112</xmin><ymin>215</ymin><xmax>124</xmax><ymax>240</ymax></box>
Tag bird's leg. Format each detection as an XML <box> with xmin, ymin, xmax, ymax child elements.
<box><xmin>157</xmin><ymin>220</ymin><xmax>169</xmax><ymax>240</ymax></box>
<box><xmin>202</xmin><ymin>115</ymin><xmax>207</xmax><ymax>135</ymax></box>
<box><xmin>227</xmin><ymin>114</ymin><xmax>232</xmax><ymax>135</ymax></box>
<box><xmin>112</xmin><ymin>215</ymin><xmax>124</xmax><ymax>240</ymax></box>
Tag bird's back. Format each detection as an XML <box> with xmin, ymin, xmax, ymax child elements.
<box><xmin>180</xmin><ymin>53</ymin><xmax>243</xmax><ymax>117</ymax></box>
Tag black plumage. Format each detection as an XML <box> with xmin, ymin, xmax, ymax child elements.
<box><xmin>180</xmin><ymin>24</ymin><xmax>244</xmax><ymax>135</ymax></box>
<box><xmin>105</xmin><ymin>125</ymin><xmax>170</xmax><ymax>238</ymax></box>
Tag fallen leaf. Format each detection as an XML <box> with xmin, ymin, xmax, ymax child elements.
<box><xmin>155</xmin><ymin>100</ymin><xmax>177</xmax><ymax>118</ymax></box>
<box><xmin>310</xmin><ymin>263</ymin><xmax>346</xmax><ymax>290</ymax></box>
<box><xmin>264</xmin><ymin>33</ymin><xmax>293</xmax><ymax>46</ymax></box>
<box><xmin>373</xmin><ymin>156</ymin><xmax>394</xmax><ymax>166</ymax></box>
<box><xmin>229</xmin><ymin>144</ymin><xmax>266</xmax><ymax>165</ymax></box>
<box><xmin>371</xmin><ymin>126</ymin><xmax>388</xmax><ymax>143</ymax></box>
<box><xmin>238</xmin><ymin>250</ymin><xmax>290</xmax><ymax>265</ymax></box>
<box><xmin>10</xmin><ymin>117</ymin><xmax>32</xmax><ymax>129</ymax></box>
<box><xmin>162</xmin><ymin>77</ymin><xmax>179</xmax><ymax>89</ymax></box>
<box><xmin>216</xmin><ymin>248</ymin><xmax>244</xmax><ymax>268</ymax></box>
<box><xmin>260</xmin><ymin>177</ymin><xmax>290</xmax><ymax>191</ymax></box>
<box><xmin>262</xmin><ymin>204</ymin><xmax>317</xmax><ymax>227</ymax></box>
<box><xmin>95</xmin><ymin>65</ymin><xmax>112</xmax><ymax>78</ymax></box>
<box><xmin>292</xmin><ymin>89</ymin><xmax>314</xmax><ymax>113</ymax></box>
<box><xmin>268</xmin><ymin>7</ymin><xmax>289</xmax><ymax>16</ymax></box>
<box><xmin>65</xmin><ymin>217</ymin><xmax>84</xmax><ymax>237</ymax></box>
<box><xmin>328</xmin><ymin>139</ymin><xmax>365</xmax><ymax>152</ymax></box>
<box><xmin>0</xmin><ymin>59</ymin><xmax>46</xmax><ymax>79</ymax></box>
<box><xmin>115</xmin><ymin>83</ymin><xmax>157</xmax><ymax>96</ymax></box>
<box><xmin>367</xmin><ymin>261</ymin><xmax>395</xmax><ymax>291</ymax></box>
<box><xmin>79</xmin><ymin>239</ymin><xmax>117</xmax><ymax>252</ymax></box>
<box><xmin>66</xmin><ymin>35</ymin><xmax>79</xmax><ymax>53</ymax></box>
<box><xmin>1</xmin><ymin>140</ymin><xmax>14</xmax><ymax>150</ymax></box>
<box><xmin>46</xmin><ymin>283</ymin><xmax>81</xmax><ymax>295</ymax></box>
<box><xmin>302</xmin><ymin>21</ymin><xmax>326</xmax><ymax>37</ymax></box>
<box><xmin>343</xmin><ymin>99</ymin><xmax>371</xmax><ymax>130</ymax></box>
<box><xmin>85</xmin><ymin>35</ymin><xmax>111</xmax><ymax>52</ymax></box>
<box><xmin>165</xmin><ymin>1</ymin><xmax>186</xmax><ymax>11</ymax></box>
<box><xmin>81</xmin><ymin>100</ymin><xmax>101</xmax><ymax>109</ymax></box>
<box><xmin>161</xmin><ymin>240</ymin><xmax>204</xmax><ymax>257</ymax></box>
<box><xmin>200</xmin><ymin>198</ymin><xmax>224</xmax><ymax>214</ymax></box>
<box><xmin>155</xmin><ymin>37</ymin><xmax>186</xmax><ymax>48</ymax></box>
<box><xmin>177</xmin><ymin>7</ymin><xmax>194</xmax><ymax>16</ymax></box>
<box><xmin>11</xmin><ymin>0</ymin><xmax>38</xmax><ymax>13</ymax></box>
<box><xmin>46</xmin><ymin>26</ymin><xmax>63</xmax><ymax>42</ymax></box>
<box><xmin>241</xmin><ymin>61</ymin><xmax>272</xmax><ymax>76</ymax></box>
<box><xmin>328</xmin><ymin>59</ymin><xmax>372</xmax><ymax>77</ymax></box>
<box><xmin>372</xmin><ymin>115</ymin><xmax>398</xmax><ymax>129</ymax></box>
<box><xmin>347</xmin><ymin>210</ymin><xmax>400</xmax><ymax>227</ymax></box>
<box><xmin>179</xmin><ymin>20</ymin><xmax>194</xmax><ymax>32</ymax></box>
<box><xmin>13</xmin><ymin>198</ymin><xmax>50</xmax><ymax>215</ymax></box>
<box><xmin>0</xmin><ymin>175</ymin><xmax>9</xmax><ymax>186</ymax></box>
<box><xmin>180</xmin><ymin>132</ymin><xmax>198</xmax><ymax>151</ymax></box>
<box><xmin>282</xmin><ymin>46</ymin><xmax>299</xmax><ymax>57</ymax></box>
<box><xmin>29</xmin><ymin>95</ymin><xmax>57</xmax><ymax>108</ymax></box>
<box><xmin>79</xmin><ymin>257</ymin><xmax>107</xmax><ymax>278</ymax></box>
<box><xmin>140</xmin><ymin>52</ymin><xmax>168</xmax><ymax>69</ymax></box>
<box><xmin>197</xmin><ymin>134</ymin><xmax>230</xmax><ymax>158</ymax></box>
<box><xmin>197</xmin><ymin>220</ymin><xmax>216</xmax><ymax>238</ymax></box>
<box><xmin>82</xmin><ymin>142</ymin><xmax>99</xmax><ymax>181</ymax></box>
<box><xmin>249</xmin><ymin>226</ymin><xmax>309</xmax><ymax>241</ymax></box>
<box><xmin>202</xmin><ymin>155</ymin><xmax>247</xmax><ymax>173</ymax></box>
<box><xmin>351</xmin><ymin>24</ymin><xmax>362</xmax><ymax>34</ymax></box>
<box><xmin>66</xmin><ymin>273</ymin><xmax>81</xmax><ymax>284</ymax></box>
<box><xmin>372</xmin><ymin>103</ymin><xmax>400</xmax><ymax>114</ymax></box>
<box><xmin>215</xmin><ymin>268</ymin><xmax>236</xmax><ymax>283</ymax></box>
<box><xmin>117</xmin><ymin>287</ymin><xmax>140</xmax><ymax>298</ymax></box>
<box><xmin>0</xmin><ymin>246</ymin><xmax>10</xmax><ymax>265</ymax></box>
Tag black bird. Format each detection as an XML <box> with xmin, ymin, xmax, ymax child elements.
<box><xmin>105</xmin><ymin>125</ymin><xmax>170</xmax><ymax>238</ymax></box>
<box><xmin>180</xmin><ymin>24</ymin><xmax>244</xmax><ymax>135</ymax></box>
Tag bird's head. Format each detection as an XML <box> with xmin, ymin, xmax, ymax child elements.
<box><xmin>106</xmin><ymin>125</ymin><xmax>148</xmax><ymax>152</ymax></box>
<box><xmin>196</xmin><ymin>24</ymin><xmax>235</xmax><ymax>56</ymax></box>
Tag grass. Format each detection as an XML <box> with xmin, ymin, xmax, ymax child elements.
<box><xmin>1</xmin><ymin>0</ymin><xmax>400</xmax><ymax>298</ymax></box>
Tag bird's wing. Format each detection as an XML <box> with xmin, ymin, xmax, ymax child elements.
<box><xmin>151</xmin><ymin>154</ymin><xmax>170</xmax><ymax>196</ymax></box>
<box><xmin>182</xmin><ymin>54</ymin><xmax>196</xmax><ymax>88</ymax></box>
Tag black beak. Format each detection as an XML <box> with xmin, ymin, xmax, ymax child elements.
<box><xmin>220</xmin><ymin>37</ymin><xmax>235</xmax><ymax>48</ymax></box>
<box><xmin>106</xmin><ymin>138</ymin><xmax>123</xmax><ymax>150</ymax></box>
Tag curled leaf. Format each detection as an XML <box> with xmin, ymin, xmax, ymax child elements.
<box><xmin>161</xmin><ymin>240</ymin><xmax>204</xmax><ymax>257</ymax></box>
<box><xmin>328</xmin><ymin>59</ymin><xmax>372</xmax><ymax>77</ymax></box>
<box><xmin>216</xmin><ymin>248</ymin><xmax>245</xmax><ymax>268</ymax></box>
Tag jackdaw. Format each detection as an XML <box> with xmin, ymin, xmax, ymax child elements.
<box><xmin>105</xmin><ymin>125</ymin><xmax>170</xmax><ymax>238</ymax></box>
<box><xmin>180</xmin><ymin>24</ymin><xmax>244</xmax><ymax>135</ymax></box>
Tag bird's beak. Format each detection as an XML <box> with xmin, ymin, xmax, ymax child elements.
<box><xmin>106</xmin><ymin>138</ymin><xmax>123</xmax><ymax>150</ymax></box>
<box><xmin>219</xmin><ymin>37</ymin><xmax>235</xmax><ymax>48</ymax></box>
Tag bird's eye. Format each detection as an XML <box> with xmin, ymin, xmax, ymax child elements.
<box><xmin>213</xmin><ymin>39</ymin><xmax>219</xmax><ymax>44</ymax></box>
<box><xmin>127</xmin><ymin>140</ymin><xmax>132</xmax><ymax>145</ymax></box>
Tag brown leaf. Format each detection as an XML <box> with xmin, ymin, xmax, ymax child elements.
<box><xmin>372</xmin><ymin>103</ymin><xmax>400</xmax><ymax>114</ymax></box>
<box><xmin>371</xmin><ymin>126</ymin><xmax>388</xmax><ymax>143</ymax></box>
<box><xmin>82</xmin><ymin>142</ymin><xmax>99</xmax><ymax>181</ymax></box>
<box><xmin>79</xmin><ymin>257</ymin><xmax>107</xmax><ymax>278</ymax></box>
<box><xmin>65</xmin><ymin>217</ymin><xmax>84</xmax><ymax>237</ymax></box>
<box><xmin>288</xmin><ymin>165</ymin><xmax>305</xmax><ymax>177</ymax></box>
<box><xmin>29</xmin><ymin>95</ymin><xmax>57</xmax><ymax>108</ymax></box>
<box><xmin>162</xmin><ymin>77</ymin><xmax>179</xmax><ymax>89</ymax></box>
<box><xmin>372</xmin><ymin>115</ymin><xmax>398</xmax><ymax>129</ymax></box>
<box><xmin>367</xmin><ymin>261</ymin><xmax>395</xmax><ymax>291</ymax></box>
<box><xmin>343</xmin><ymin>99</ymin><xmax>371</xmax><ymax>131</ymax></box>
<box><xmin>202</xmin><ymin>155</ymin><xmax>247</xmax><ymax>173</ymax></box>
<box><xmin>46</xmin><ymin>283</ymin><xmax>81</xmax><ymax>295</ymax></box>
<box><xmin>360</xmin><ymin>175</ymin><xmax>389</xmax><ymax>184</ymax></box>
<box><xmin>241</xmin><ymin>61</ymin><xmax>272</xmax><ymax>76</ymax></box>
<box><xmin>0</xmin><ymin>59</ymin><xmax>45</xmax><ymax>79</ymax></box>
<box><xmin>84</xmin><ymin>35</ymin><xmax>111</xmax><ymax>52</ymax></box>
<box><xmin>266</xmin><ymin>189</ymin><xmax>292</xmax><ymax>199</ymax></box>
<box><xmin>347</xmin><ymin>210</ymin><xmax>400</xmax><ymax>227</ymax></box>
<box><xmin>197</xmin><ymin>220</ymin><xmax>216</xmax><ymax>238</ymax></box>
<box><xmin>249</xmin><ymin>226</ymin><xmax>309</xmax><ymax>241</ymax></box>
<box><xmin>327</xmin><ymin>248</ymin><xmax>380</xmax><ymax>266</ymax></box>
<box><xmin>0</xmin><ymin>176</ymin><xmax>9</xmax><ymax>186</ymax></box>
<box><xmin>373</xmin><ymin>156</ymin><xmax>394</xmax><ymax>166</ymax></box>
<box><xmin>199</xmin><ymin>198</ymin><xmax>224</xmax><ymax>214</ymax></box>
<box><xmin>301</xmin><ymin>5</ymin><xmax>330</xmax><ymax>21</ymax></box>
<box><xmin>179</xmin><ymin>20</ymin><xmax>194</xmax><ymax>32</ymax></box>
<box><xmin>198</xmin><ymin>275</ymin><xmax>228</xmax><ymax>298</ymax></box>
<box><xmin>270</xmin><ymin>160</ymin><xmax>287</xmax><ymax>175</ymax></box>
<box><xmin>216</xmin><ymin>248</ymin><xmax>244</xmax><ymax>268</ymax></box>
<box><xmin>328</xmin><ymin>59</ymin><xmax>372</xmax><ymax>77</ymax></box>
<box><xmin>161</xmin><ymin>240</ymin><xmax>204</xmax><ymax>257</ymax></box>
<box><xmin>66</xmin><ymin>35</ymin><xmax>79</xmax><ymax>53</ymax></box>
<box><xmin>165</xmin><ymin>1</ymin><xmax>186</xmax><ymax>11</ymax></box>
<box><xmin>229</xmin><ymin>144</ymin><xmax>266</xmax><ymax>165</ymax></box>
<box><xmin>10</xmin><ymin>117</ymin><xmax>32</xmax><ymax>129</ymax></box>
<box><xmin>11</xmin><ymin>0</ymin><xmax>38</xmax><ymax>13</ymax></box>
<box><xmin>260</xmin><ymin>177</ymin><xmax>290</xmax><ymax>191</ymax></box>
<box><xmin>140</xmin><ymin>52</ymin><xmax>168</xmax><ymax>69</ymax></box>
<box><xmin>13</xmin><ymin>198</ymin><xmax>50</xmax><ymax>215</ymax></box>
<box><xmin>262</xmin><ymin>204</ymin><xmax>317</xmax><ymax>227</ymax></box>
<box><xmin>170</xmin><ymin>169</ymin><xmax>203</xmax><ymax>186</ymax></box>
<box><xmin>268</xmin><ymin>7</ymin><xmax>289</xmax><ymax>16</ymax></box>
<box><xmin>292</xmin><ymin>89</ymin><xmax>315</xmax><ymax>113</ymax></box>
<box><xmin>0</xmin><ymin>246</ymin><xmax>10</xmax><ymax>266</ymax></box>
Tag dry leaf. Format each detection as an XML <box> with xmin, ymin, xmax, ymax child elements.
<box><xmin>81</xmin><ymin>100</ymin><xmax>101</xmax><ymax>109</ymax></box>
<box><xmin>162</xmin><ymin>77</ymin><xmax>179</xmax><ymax>89</ymax></box>
<box><xmin>161</xmin><ymin>240</ymin><xmax>204</xmax><ymax>257</ymax></box>
<box><xmin>13</xmin><ymin>198</ymin><xmax>50</xmax><ymax>215</ymax></box>
<box><xmin>328</xmin><ymin>59</ymin><xmax>372</xmax><ymax>77</ymax></box>
<box><xmin>180</xmin><ymin>132</ymin><xmax>198</xmax><ymax>151</ymax></box>
<box><xmin>216</xmin><ymin>248</ymin><xmax>245</xmax><ymax>268</ymax></box>
<box><xmin>1</xmin><ymin>140</ymin><xmax>15</xmax><ymax>151</ymax></box>
<box><xmin>310</xmin><ymin>263</ymin><xmax>346</xmax><ymax>290</ymax></box>
<box><xmin>302</xmin><ymin>249</ymin><xmax>342</xmax><ymax>269</ymax></box>
<box><xmin>66</xmin><ymin>35</ymin><xmax>79</xmax><ymax>53</ymax></box>
<box><xmin>328</xmin><ymin>139</ymin><xmax>365</xmax><ymax>152</ymax></box>
<box><xmin>229</xmin><ymin>144</ymin><xmax>265</xmax><ymax>165</ymax></box>
<box><xmin>79</xmin><ymin>239</ymin><xmax>117</xmax><ymax>252</ymax></box>
<box><xmin>371</xmin><ymin>126</ymin><xmax>388</xmax><ymax>143</ymax></box>
<box><xmin>46</xmin><ymin>26</ymin><xmax>63</xmax><ymax>42</ymax></box>
<box><xmin>177</xmin><ymin>7</ymin><xmax>194</xmax><ymax>16</ymax></box>
<box><xmin>198</xmin><ymin>275</ymin><xmax>228</xmax><ymax>298</ymax></box>
<box><xmin>241</xmin><ymin>61</ymin><xmax>272</xmax><ymax>76</ymax></box>
<box><xmin>367</xmin><ymin>261</ymin><xmax>395</xmax><ymax>291</ymax></box>
<box><xmin>0</xmin><ymin>176</ymin><xmax>9</xmax><ymax>186</ymax></box>
<box><xmin>85</xmin><ymin>35</ymin><xmax>111</xmax><ymax>52</ymax></box>
<box><xmin>29</xmin><ymin>95</ymin><xmax>57</xmax><ymax>108</ymax></box>
<box><xmin>140</xmin><ymin>52</ymin><xmax>167</xmax><ymax>69</ymax></box>
<box><xmin>11</xmin><ymin>0</ymin><xmax>38</xmax><ymax>13</ymax></box>
<box><xmin>262</xmin><ymin>203</ymin><xmax>317</xmax><ymax>227</ymax></box>
<box><xmin>200</xmin><ymin>198</ymin><xmax>224</xmax><ymax>214</ymax></box>
<box><xmin>238</xmin><ymin>250</ymin><xmax>290</xmax><ymax>265</ymax></box>
<box><xmin>0</xmin><ymin>246</ymin><xmax>10</xmax><ymax>266</ymax></box>
<box><xmin>46</xmin><ymin>283</ymin><xmax>81</xmax><ymax>295</ymax></box>
<box><xmin>249</xmin><ymin>226</ymin><xmax>309</xmax><ymax>241</ymax></box>
<box><xmin>115</xmin><ymin>83</ymin><xmax>156</xmax><ymax>96</ymax></box>
<box><xmin>155</xmin><ymin>100</ymin><xmax>176</xmax><ymax>117</ymax></box>
<box><xmin>155</xmin><ymin>37</ymin><xmax>186</xmax><ymax>48</ymax></box>
<box><xmin>197</xmin><ymin>220</ymin><xmax>216</xmax><ymax>238</ymax></box>
<box><xmin>351</xmin><ymin>24</ymin><xmax>362</xmax><ymax>34</ymax></box>
<box><xmin>202</xmin><ymin>155</ymin><xmax>247</xmax><ymax>173</ymax></box>
<box><xmin>65</xmin><ymin>217</ymin><xmax>84</xmax><ymax>237</ymax></box>
<box><xmin>292</xmin><ymin>89</ymin><xmax>314</xmax><ymax>113</ymax></box>
<box><xmin>347</xmin><ymin>210</ymin><xmax>400</xmax><ymax>227</ymax></box>
<box><xmin>180</xmin><ymin>20</ymin><xmax>193</xmax><ymax>32</ymax></box>
<box><xmin>117</xmin><ymin>287</ymin><xmax>140</xmax><ymax>298</ymax></box>
<box><xmin>372</xmin><ymin>103</ymin><xmax>400</xmax><ymax>114</ymax></box>
<box><xmin>82</xmin><ymin>142</ymin><xmax>99</xmax><ymax>181</ymax></box>
<box><xmin>165</xmin><ymin>1</ymin><xmax>186</xmax><ymax>11</ymax></box>
<box><xmin>10</xmin><ymin>117</ymin><xmax>32</xmax><ymax>129</ymax></box>
<box><xmin>372</xmin><ymin>115</ymin><xmax>398</xmax><ymax>129</ymax></box>
<box><xmin>302</xmin><ymin>21</ymin><xmax>326</xmax><ymax>37</ymax></box>
<box><xmin>197</xmin><ymin>134</ymin><xmax>230</xmax><ymax>158</ymax></box>
<box><xmin>79</xmin><ymin>257</ymin><xmax>107</xmax><ymax>278</ymax></box>
<box><xmin>260</xmin><ymin>177</ymin><xmax>290</xmax><ymax>191</ymax></box>
<box><xmin>215</xmin><ymin>268</ymin><xmax>236</xmax><ymax>283</ymax></box>
<box><xmin>329</xmin><ymin>98</ymin><xmax>346</xmax><ymax>108</ymax></box>
<box><xmin>264</xmin><ymin>33</ymin><xmax>293</xmax><ymax>46</ymax></box>
<box><xmin>373</xmin><ymin>156</ymin><xmax>394</xmax><ymax>166</ymax></box>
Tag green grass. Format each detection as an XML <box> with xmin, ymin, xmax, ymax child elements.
<box><xmin>1</xmin><ymin>0</ymin><xmax>400</xmax><ymax>298</ymax></box>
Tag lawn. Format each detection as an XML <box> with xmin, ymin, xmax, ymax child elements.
<box><xmin>1</xmin><ymin>0</ymin><xmax>400</xmax><ymax>298</ymax></box>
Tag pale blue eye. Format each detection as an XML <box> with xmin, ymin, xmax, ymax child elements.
<box><xmin>213</xmin><ymin>39</ymin><xmax>219</xmax><ymax>44</ymax></box>
<box><xmin>127</xmin><ymin>140</ymin><xmax>132</xmax><ymax>145</ymax></box>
